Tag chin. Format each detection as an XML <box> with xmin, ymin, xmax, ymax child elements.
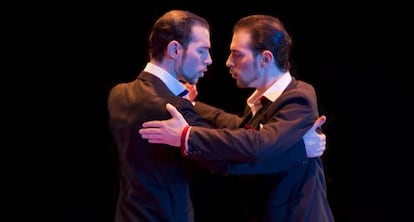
<box><xmin>189</xmin><ymin>79</ymin><xmax>198</xmax><ymax>85</ymax></box>
<box><xmin>237</xmin><ymin>82</ymin><xmax>248</xmax><ymax>88</ymax></box>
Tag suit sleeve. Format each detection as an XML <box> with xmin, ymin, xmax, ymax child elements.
<box><xmin>194</xmin><ymin>101</ymin><xmax>244</xmax><ymax>129</ymax></box>
<box><xmin>169</xmin><ymin>97</ymin><xmax>230</xmax><ymax>174</ymax></box>
<box><xmin>185</xmin><ymin>86</ymin><xmax>319</xmax><ymax>163</ymax></box>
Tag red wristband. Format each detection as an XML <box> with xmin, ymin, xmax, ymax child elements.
<box><xmin>180</xmin><ymin>125</ymin><xmax>191</xmax><ymax>156</ymax></box>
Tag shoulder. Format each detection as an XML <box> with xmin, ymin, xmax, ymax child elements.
<box><xmin>296</xmin><ymin>80</ymin><xmax>315</xmax><ymax>90</ymax></box>
<box><xmin>279</xmin><ymin>79</ymin><xmax>318</xmax><ymax>107</ymax></box>
<box><xmin>287</xmin><ymin>79</ymin><xmax>316</xmax><ymax>97</ymax></box>
<box><xmin>108</xmin><ymin>82</ymin><xmax>131</xmax><ymax>100</ymax></box>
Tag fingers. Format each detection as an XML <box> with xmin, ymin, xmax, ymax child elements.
<box><xmin>313</xmin><ymin>115</ymin><xmax>326</xmax><ymax>128</ymax></box>
<box><xmin>311</xmin><ymin>115</ymin><xmax>326</xmax><ymax>134</ymax></box>
<box><xmin>166</xmin><ymin>103</ymin><xmax>182</xmax><ymax>119</ymax></box>
<box><xmin>139</xmin><ymin>128</ymin><xmax>160</xmax><ymax>134</ymax></box>
<box><xmin>166</xmin><ymin>103</ymin><xmax>187</xmax><ymax>124</ymax></box>
<box><xmin>142</xmin><ymin>121</ymin><xmax>162</xmax><ymax>128</ymax></box>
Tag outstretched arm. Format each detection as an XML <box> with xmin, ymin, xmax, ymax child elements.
<box><xmin>139</xmin><ymin>103</ymin><xmax>327</xmax><ymax>158</ymax></box>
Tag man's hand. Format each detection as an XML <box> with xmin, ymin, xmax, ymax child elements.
<box><xmin>303</xmin><ymin>115</ymin><xmax>327</xmax><ymax>158</ymax></box>
<box><xmin>139</xmin><ymin>103</ymin><xmax>189</xmax><ymax>147</ymax></box>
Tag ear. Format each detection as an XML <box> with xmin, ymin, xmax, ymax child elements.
<box><xmin>167</xmin><ymin>40</ymin><xmax>183</xmax><ymax>59</ymax></box>
<box><xmin>260</xmin><ymin>50</ymin><xmax>273</xmax><ymax>67</ymax></box>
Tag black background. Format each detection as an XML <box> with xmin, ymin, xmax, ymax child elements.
<box><xmin>44</xmin><ymin>1</ymin><xmax>411</xmax><ymax>221</ymax></box>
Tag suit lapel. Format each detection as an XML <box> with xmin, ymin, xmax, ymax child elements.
<box><xmin>239</xmin><ymin>98</ymin><xmax>272</xmax><ymax>130</ymax></box>
<box><xmin>137</xmin><ymin>72</ymin><xmax>174</xmax><ymax>96</ymax></box>
<box><xmin>240</xmin><ymin>77</ymin><xmax>298</xmax><ymax>130</ymax></box>
<box><xmin>239</xmin><ymin>111</ymin><xmax>253</xmax><ymax>129</ymax></box>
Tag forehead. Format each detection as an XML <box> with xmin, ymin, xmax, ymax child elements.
<box><xmin>230</xmin><ymin>29</ymin><xmax>251</xmax><ymax>51</ymax></box>
<box><xmin>189</xmin><ymin>25</ymin><xmax>211</xmax><ymax>47</ymax></box>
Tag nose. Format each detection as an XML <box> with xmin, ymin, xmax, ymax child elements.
<box><xmin>205</xmin><ymin>53</ymin><xmax>212</xmax><ymax>65</ymax></box>
<box><xmin>225</xmin><ymin>55</ymin><xmax>233</xmax><ymax>68</ymax></box>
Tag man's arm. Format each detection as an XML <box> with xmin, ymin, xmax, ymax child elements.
<box><xmin>139</xmin><ymin>103</ymin><xmax>327</xmax><ymax>158</ymax></box>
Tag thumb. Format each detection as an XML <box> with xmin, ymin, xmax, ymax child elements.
<box><xmin>312</xmin><ymin>115</ymin><xmax>327</xmax><ymax>130</ymax></box>
<box><xmin>166</xmin><ymin>103</ymin><xmax>182</xmax><ymax>119</ymax></box>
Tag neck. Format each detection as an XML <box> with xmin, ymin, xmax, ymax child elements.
<box><xmin>150</xmin><ymin>59</ymin><xmax>178</xmax><ymax>79</ymax></box>
<box><xmin>256</xmin><ymin>67</ymin><xmax>285</xmax><ymax>93</ymax></box>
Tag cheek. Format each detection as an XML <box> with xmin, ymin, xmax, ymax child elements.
<box><xmin>184</xmin><ymin>54</ymin><xmax>199</xmax><ymax>67</ymax></box>
<box><xmin>237</xmin><ymin>60</ymin><xmax>253</xmax><ymax>72</ymax></box>
<box><xmin>182</xmin><ymin>58</ymin><xmax>199</xmax><ymax>76</ymax></box>
<box><xmin>183</xmin><ymin>59</ymin><xmax>197</xmax><ymax>73</ymax></box>
<box><xmin>240</xmin><ymin>63</ymin><xmax>256</xmax><ymax>79</ymax></box>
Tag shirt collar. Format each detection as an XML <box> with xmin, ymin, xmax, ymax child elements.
<box><xmin>247</xmin><ymin>71</ymin><xmax>292</xmax><ymax>107</ymax></box>
<box><xmin>143</xmin><ymin>63</ymin><xmax>187</xmax><ymax>96</ymax></box>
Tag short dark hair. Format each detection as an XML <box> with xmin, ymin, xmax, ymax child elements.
<box><xmin>233</xmin><ymin>15</ymin><xmax>292</xmax><ymax>72</ymax></box>
<box><xmin>148</xmin><ymin>10</ymin><xmax>210</xmax><ymax>62</ymax></box>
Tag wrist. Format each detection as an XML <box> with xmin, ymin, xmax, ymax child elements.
<box><xmin>180</xmin><ymin>125</ymin><xmax>191</xmax><ymax>156</ymax></box>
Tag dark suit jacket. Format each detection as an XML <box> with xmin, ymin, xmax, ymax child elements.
<box><xmin>108</xmin><ymin>72</ymin><xmax>217</xmax><ymax>222</ymax></box>
<box><xmin>189</xmin><ymin>78</ymin><xmax>335</xmax><ymax>222</ymax></box>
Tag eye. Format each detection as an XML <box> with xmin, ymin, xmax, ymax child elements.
<box><xmin>232</xmin><ymin>51</ymin><xmax>243</xmax><ymax>58</ymax></box>
<box><xmin>199</xmin><ymin>48</ymin><xmax>210</xmax><ymax>55</ymax></box>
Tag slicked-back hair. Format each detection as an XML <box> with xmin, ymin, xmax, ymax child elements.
<box><xmin>233</xmin><ymin>15</ymin><xmax>292</xmax><ymax>72</ymax></box>
<box><xmin>148</xmin><ymin>10</ymin><xmax>210</xmax><ymax>62</ymax></box>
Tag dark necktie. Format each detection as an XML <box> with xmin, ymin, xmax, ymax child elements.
<box><xmin>259</xmin><ymin>96</ymin><xmax>271</xmax><ymax>106</ymax></box>
<box><xmin>177</xmin><ymin>89</ymin><xmax>189</xmax><ymax>97</ymax></box>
